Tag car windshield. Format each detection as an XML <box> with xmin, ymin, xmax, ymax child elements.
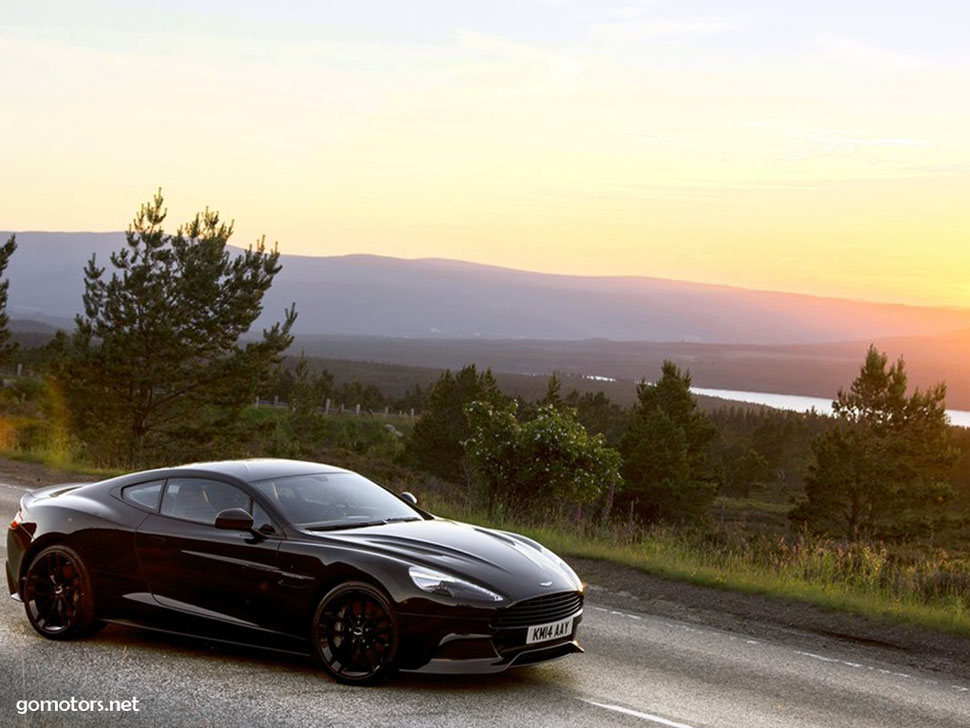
<box><xmin>251</xmin><ymin>472</ymin><xmax>422</xmax><ymax>529</ymax></box>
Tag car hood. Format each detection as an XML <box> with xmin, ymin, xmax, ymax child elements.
<box><xmin>316</xmin><ymin>518</ymin><xmax>582</xmax><ymax>602</ymax></box>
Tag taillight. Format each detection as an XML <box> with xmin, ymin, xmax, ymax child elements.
<box><xmin>9</xmin><ymin>510</ymin><xmax>21</xmax><ymax>529</ymax></box>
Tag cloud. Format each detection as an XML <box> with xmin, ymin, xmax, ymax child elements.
<box><xmin>591</xmin><ymin>16</ymin><xmax>735</xmax><ymax>45</ymax></box>
<box><xmin>745</xmin><ymin>121</ymin><xmax>935</xmax><ymax>162</ymax></box>
<box><xmin>791</xmin><ymin>133</ymin><xmax>934</xmax><ymax>160</ymax></box>
<box><xmin>812</xmin><ymin>32</ymin><xmax>932</xmax><ymax>70</ymax></box>
<box><xmin>749</xmin><ymin>121</ymin><xmax>932</xmax><ymax>144</ymax></box>
<box><xmin>835</xmin><ymin>137</ymin><xmax>933</xmax><ymax>148</ymax></box>
<box><xmin>450</xmin><ymin>29</ymin><xmax>582</xmax><ymax>93</ymax></box>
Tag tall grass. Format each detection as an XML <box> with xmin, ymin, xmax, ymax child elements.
<box><xmin>421</xmin><ymin>492</ymin><xmax>970</xmax><ymax>636</ymax></box>
<box><xmin>0</xmin><ymin>376</ymin><xmax>98</xmax><ymax>472</ymax></box>
<box><xmin>0</xmin><ymin>414</ymin><xmax>90</xmax><ymax>472</ymax></box>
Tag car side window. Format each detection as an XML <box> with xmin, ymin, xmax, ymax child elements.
<box><xmin>122</xmin><ymin>480</ymin><xmax>165</xmax><ymax>511</ymax></box>
<box><xmin>160</xmin><ymin>478</ymin><xmax>251</xmax><ymax>526</ymax></box>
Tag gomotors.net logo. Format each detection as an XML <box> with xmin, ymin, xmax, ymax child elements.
<box><xmin>16</xmin><ymin>697</ymin><xmax>141</xmax><ymax>716</ymax></box>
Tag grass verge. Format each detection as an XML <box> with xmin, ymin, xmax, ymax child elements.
<box><xmin>424</xmin><ymin>495</ymin><xmax>970</xmax><ymax>638</ymax></box>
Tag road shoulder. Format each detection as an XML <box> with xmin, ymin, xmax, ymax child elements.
<box><xmin>575</xmin><ymin>555</ymin><xmax>970</xmax><ymax>682</ymax></box>
<box><xmin>0</xmin><ymin>456</ymin><xmax>102</xmax><ymax>489</ymax></box>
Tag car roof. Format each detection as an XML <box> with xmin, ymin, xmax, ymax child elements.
<box><xmin>173</xmin><ymin>458</ymin><xmax>352</xmax><ymax>482</ymax></box>
<box><xmin>98</xmin><ymin>458</ymin><xmax>353</xmax><ymax>489</ymax></box>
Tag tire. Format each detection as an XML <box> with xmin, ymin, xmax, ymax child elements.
<box><xmin>311</xmin><ymin>581</ymin><xmax>400</xmax><ymax>685</ymax></box>
<box><xmin>22</xmin><ymin>544</ymin><xmax>98</xmax><ymax>640</ymax></box>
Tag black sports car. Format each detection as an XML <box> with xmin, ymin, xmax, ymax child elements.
<box><xmin>5</xmin><ymin>458</ymin><xmax>584</xmax><ymax>684</ymax></box>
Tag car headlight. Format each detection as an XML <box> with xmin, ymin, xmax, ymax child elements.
<box><xmin>408</xmin><ymin>566</ymin><xmax>504</xmax><ymax>603</ymax></box>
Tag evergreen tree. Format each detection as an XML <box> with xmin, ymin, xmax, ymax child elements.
<box><xmin>541</xmin><ymin>371</ymin><xmax>563</xmax><ymax>407</ymax></box>
<box><xmin>564</xmin><ymin>389</ymin><xmax>630</xmax><ymax>447</ymax></box>
<box><xmin>334</xmin><ymin>380</ymin><xmax>386</xmax><ymax>411</ymax></box>
<box><xmin>392</xmin><ymin>383</ymin><xmax>427</xmax><ymax>413</ymax></box>
<box><xmin>708</xmin><ymin>406</ymin><xmax>833</xmax><ymax>498</ymax></box>
<box><xmin>404</xmin><ymin>364</ymin><xmax>505</xmax><ymax>484</ymax></box>
<box><xmin>723</xmin><ymin>448</ymin><xmax>770</xmax><ymax>498</ymax></box>
<box><xmin>58</xmin><ymin>191</ymin><xmax>295</xmax><ymax>467</ymax></box>
<box><xmin>267</xmin><ymin>356</ymin><xmax>333</xmax><ymax>405</ymax></box>
<box><xmin>619</xmin><ymin>360</ymin><xmax>718</xmax><ymax>523</ymax></box>
<box><xmin>288</xmin><ymin>353</ymin><xmax>334</xmax><ymax>416</ymax></box>
<box><xmin>0</xmin><ymin>234</ymin><xmax>17</xmax><ymax>364</ymax></box>
<box><xmin>792</xmin><ymin>345</ymin><xmax>956</xmax><ymax>540</ymax></box>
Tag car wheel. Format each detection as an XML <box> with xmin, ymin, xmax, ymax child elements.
<box><xmin>312</xmin><ymin>581</ymin><xmax>399</xmax><ymax>685</ymax></box>
<box><xmin>22</xmin><ymin>544</ymin><xmax>98</xmax><ymax>640</ymax></box>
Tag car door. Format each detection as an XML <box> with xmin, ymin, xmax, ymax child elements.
<box><xmin>134</xmin><ymin>477</ymin><xmax>284</xmax><ymax>630</ymax></box>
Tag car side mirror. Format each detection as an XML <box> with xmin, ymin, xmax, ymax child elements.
<box><xmin>215</xmin><ymin>508</ymin><xmax>255</xmax><ymax>531</ymax></box>
<box><xmin>400</xmin><ymin>492</ymin><xmax>418</xmax><ymax>507</ymax></box>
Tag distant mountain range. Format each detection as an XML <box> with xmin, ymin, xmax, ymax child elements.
<box><xmin>4</xmin><ymin>231</ymin><xmax>970</xmax><ymax>345</ymax></box>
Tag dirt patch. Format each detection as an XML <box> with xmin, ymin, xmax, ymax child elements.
<box><xmin>0</xmin><ymin>457</ymin><xmax>101</xmax><ymax>488</ymax></box>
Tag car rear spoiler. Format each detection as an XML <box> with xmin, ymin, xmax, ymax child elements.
<box><xmin>20</xmin><ymin>483</ymin><xmax>88</xmax><ymax>509</ymax></box>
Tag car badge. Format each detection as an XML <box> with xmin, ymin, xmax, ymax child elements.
<box><xmin>539</xmin><ymin>581</ymin><xmax>553</xmax><ymax>587</ymax></box>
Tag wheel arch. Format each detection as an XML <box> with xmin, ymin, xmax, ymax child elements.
<box><xmin>305</xmin><ymin>564</ymin><xmax>390</xmax><ymax>631</ymax></box>
<box><xmin>20</xmin><ymin>540</ymin><xmax>100</xmax><ymax>639</ymax></box>
<box><xmin>310</xmin><ymin>574</ymin><xmax>402</xmax><ymax>684</ymax></box>
<box><xmin>17</xmin><ymin>531</ymin><xmax>75</xmax><ymax>585</ymax></box>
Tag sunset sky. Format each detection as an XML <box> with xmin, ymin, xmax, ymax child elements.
<box><xmin>3</xmin><ymin>1</ymin><xmax>969</xmax><ymax>307</ymax></box>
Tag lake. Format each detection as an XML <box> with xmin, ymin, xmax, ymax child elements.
<box><xmin>691</xmin><ymin>387</ymin><xmax>970</xmax><ymax>429</ymax></box>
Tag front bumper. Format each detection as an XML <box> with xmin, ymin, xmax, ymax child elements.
<box><xmin>417</xmin><ymin>637</ymin><xmax>584</xmax><ymax>674</ymax></box>
<box><xmin>398</xmin><ymin>607</ymin><xmax>584</xmax><ymax>674</ymax></box>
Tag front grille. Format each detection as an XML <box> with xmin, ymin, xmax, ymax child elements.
<box><xmin>491</xmin><ymin>590</ymin><xmax>583</xmax><ymax>629</ymax></box>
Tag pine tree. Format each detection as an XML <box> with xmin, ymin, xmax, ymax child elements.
<box><xmin>289</xmin><ymin>353</ymin><xmax>333</xmax><ymax>419</ymax></box>
<box><xmin>564</xmin><ymin>389</ymin><xmax>629</xmax><ymax>447</ymax></box>
<box><xmin>0</xmin><ymin>234</ymin><xmax>17</xmax><ymax>364</ymax></box>
<box><xmin>404</xmin><ymin>364</ymin><xmax>505</xmax><ymax>484</ymax></box>
<box><xmin>541</xmin><ymin>371</ymin><xmax>563</xmax><ymax>407</ymax></box>
<box><xmin>792</xmin><ymin>345</ymin><xmax>956</xmax><ymax>539</ymax></box>
<box><xmin>618</xmin><ymin>360</ymin><xmax>718</xmax><ymax>523</ymax></box>
<box><xmin>58</xmin><ymin>191</ymin><xmax>296</xmax><ymax>467</ymax></box>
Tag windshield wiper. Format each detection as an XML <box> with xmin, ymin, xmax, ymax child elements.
<box><xmin>307</xmin><ymin>520</ymin><xmax>387</xmax><ymax>532</ymax></box>
<box><xmin>306</xmin><ymin>516</ymin><xmax>421</xmax><ymax>531</ymax></box>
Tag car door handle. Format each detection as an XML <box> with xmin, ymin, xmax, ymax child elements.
<box><xmin>146</xmin><ymin>535</ymin><xmax>166</xmax><ymax>545</ymax></box>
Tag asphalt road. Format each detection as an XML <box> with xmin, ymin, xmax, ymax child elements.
<box><xmin>1</xmin><ymin>480</ymin><xmax>968</xmax><ymax>728</ymax></box>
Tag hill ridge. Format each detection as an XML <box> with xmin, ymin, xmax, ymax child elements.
<box><xmin>3</xmin><ymin>231</ymin><xmax>969</xmax><ymax>345</ymax></box>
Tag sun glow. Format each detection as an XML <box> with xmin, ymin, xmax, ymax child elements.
<box><xmin>2</xmin><ymin>2</ymin><xmax>969</xmax><ymax>307</ymax></box>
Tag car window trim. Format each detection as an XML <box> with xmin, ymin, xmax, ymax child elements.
<box><xmin>154</xmin><ymin>477</ymin><xmax>286</xmax><ymax>538</ymax></box>
<box><xmin>159</xmin><ymin>477</ymin><xmax>251</xmax><ymax>527</ymax></box>
<box><xmin>118</xmin><ymin>478</ymin><xmax>167</xmax><ymax>513</ymax></box>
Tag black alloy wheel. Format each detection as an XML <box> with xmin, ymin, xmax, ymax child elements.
<box><xmin>312</xmin><ymin>581</ymin><xmax>399</xmax><ymax>685</ymax></box>
<box><xmin>22</xmin><ymin>545</ymin><xmax>97</xmax><ymax>640</ymax></box>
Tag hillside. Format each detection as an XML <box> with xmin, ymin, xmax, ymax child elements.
<box><xmin>5</xmin><ymin>231</ymin><xmax>970</xmax><ymax>345</ymax></box>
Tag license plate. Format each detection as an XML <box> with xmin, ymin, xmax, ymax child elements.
<box><xmin>526</xmin><ymin>616</ymin><xmax>573</xmax><ymax>644</ymax></box>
